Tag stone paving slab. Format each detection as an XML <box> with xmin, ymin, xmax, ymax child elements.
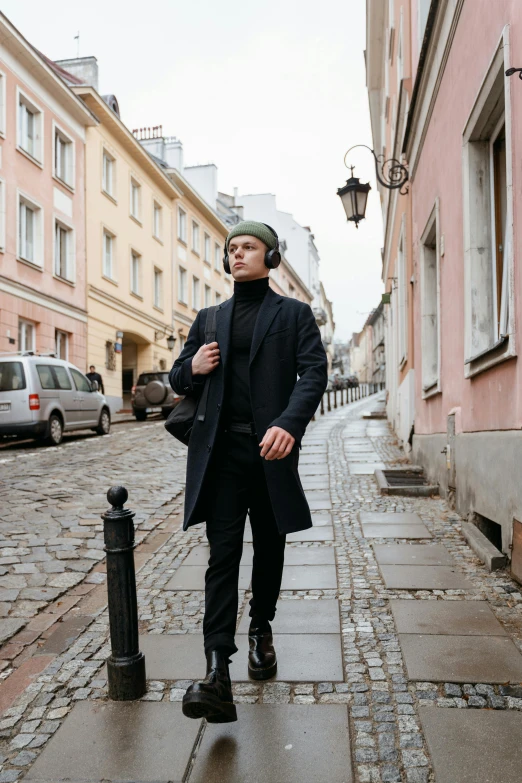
<box><xmin>283</xmin><ymin>547</ymin><xmax>336</xmax><ymax>565</ymax></box>
<box><xmin>349</xmin><ymin>462</ymin><xmax>386</xmax><ymax>474</ymax></box>
<box><xmin>419</xmin><ymin>707</ymin><xmax>522</xmax><ymax>783</ymax></box>
<box><xmin>310</xmin><ymin>512</ymin><xmax>333</xmax><ymax>527</ymax></box>
<box><xmin>286</xmin><ymin>527</ymin><xmax>334</xmax><ymax>542</ymax></box>
<box><xmin>345</xmin><ymin>453</ymin><xmax>381</xmax><ymax>462</ymax></box>
<box><xmin>361</xmin><ymin>523</ymin><xmax>432</xmax><ymax>539</ymax></box>
<box><xmin>165</xmin><ymin>565</ymin><xmax>251</xmax><ymax>590</ymax></box>
<box><xmin>237</xmin><ymin>598</ymin><xmax>341</xmax><ymax>634</ymax></box>
<box><xmin>390</xmin><ymin>599</ymin><xmax>508</xmax><ymax>635</ymax></box>
<box><xmin>373</xmin><ymin>543</ymin><xmax>454</xmax><ymax>565</ymax></box>
<box><xmin>307</xmin><ymin>498</ymin><xmax>333</xmax><ymax>510</ymax></box>
<box><xmin>298</xmin><ymin>464</ymin><xmax>329</xmax><ymax>475</ymax></box>
<box><xmin>280</xmin><ymin>565</ymin><xmax>337</xmax><ymax>590</ymax></box>
<box><xmin>301</xmin><ymin>478</ymin><xmax>330</xmax><ymax>490</ymax></box>
<box><xmin>361</xmin><ymin>512</ymin><xmax>423</xmax><ymax>525</ymax></box>
<box><xmin>399</xmin><ymin>634</ymin><xmax>522</xmax><ymax>683</ymax></box>
<box><xmin>379</xmin><ymin>565</ymin><xmax>472</xmax><ymax>589</ymax></box>
<box><xmin>189</xmin><ymin>705</ymin><xmax>352</xmax><ymax>783</ymax></box>
<box><xmin>25</xmin><ymin>701</ymin><xmax>200</xmax><ymax>782</ymax></box>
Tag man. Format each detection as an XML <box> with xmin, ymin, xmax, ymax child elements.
<box><xmin>86</xmin><ymin>365</ymin><xmax>104</xmax><ymax>394</ymax></box>
<box><xmin>169</xmin><ymin>221</ymin><xmax>327</xmax><ymax>723</ymax></box>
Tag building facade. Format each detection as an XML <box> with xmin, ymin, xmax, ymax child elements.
<box><xmin>367</xmin><ymin>0</ymin><xmax>522</xmax><ymax>554</ymax></box>
<box><xmin>0</xmin><ymin>16</ymin><xmax>95</xmax><ymax>367</ymax></box>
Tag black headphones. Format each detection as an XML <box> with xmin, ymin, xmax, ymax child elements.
<box><xmin>223</xmin><ymin>223</ymin><xmax>282</xmax><ymax>274</ymax></box>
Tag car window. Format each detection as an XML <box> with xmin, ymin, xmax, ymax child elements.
<box><xmin>137</xmin><ymin>373</ymin><xmax>169</xmax><ymax>385</ymax></box>
<box><xmin>70</xmin><ymin>368</ymin><xmax>92</xmax><ymax>393</ymax></box>
<box><xmin>36</xmin><ymin>365</ymin><xmax>56</xmax><ymax>390</ymax></box>
<box><xmin>53</xmin><ymin>366</ymin><xmax>72</xmax><ymax>390</ymax></box>
<box><xmin>0</xmin><ymin>362</ymin><xmax>26</xmax><ymax>391</ymax></box>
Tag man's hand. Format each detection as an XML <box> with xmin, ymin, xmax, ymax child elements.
<box><xmin>191</xmin><ymin>342</ymin><xmax>220</xmax><ymax>376</ymax></box>
<box><xmin>259</xmin><ymin>427</ymin><xmax>295</xmax><ymax>461</ymax></box>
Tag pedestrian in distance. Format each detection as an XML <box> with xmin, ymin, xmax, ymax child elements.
<box><xmin>86</xmin><ymin>365</ymin><xmax>105</xmax><ymax>394</ymax></box>
<box><xmin>169</xmin><ymin>220</ymin><xmax>328</xmax><ymax>723</ymax></box>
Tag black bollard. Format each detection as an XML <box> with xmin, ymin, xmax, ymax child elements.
<box><xmin>340</xmin><ymin>387</ymin><xmax>344</xmax><ymax>406</ymax></box>
<box><xmin>321</xmin><ymin>395</ymin><xmax>325</xmax><ymax>415</ymax></box>
<box><xmin>327</xmin><ymin>390</ymin><xmax>331</xmax><ymax>412</ymax></box>
<box><xmin>102</xmin><ymin>486</ymin><xmax>146</xmax><ymax>700</ymax></box>
<box><xmin>334</xmin><ymin>389</ymin><xmax>337</xmax><ymax>408</ymax></box>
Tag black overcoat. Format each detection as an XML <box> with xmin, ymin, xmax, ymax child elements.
<box><xmin>169</xmin><ymin>287</ymin><xmax>328</xmax><ymax>534</ymax></box>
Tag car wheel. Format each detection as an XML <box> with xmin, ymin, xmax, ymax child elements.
<box><xmin>96</xmin><ymin>408</ymin><xmax>111</xmax><ymax>435</ymax></box>
<box><xmin>45</xmin><ymin>414</ymin><xmax>63</xmax><ymax>446</ymax></box>
<box><xmin>134</xmin><ymin>409</ymin><xmax>147</xmax><ymax>421</ymax></box>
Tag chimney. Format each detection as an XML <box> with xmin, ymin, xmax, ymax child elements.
<box><xmin>164</xmin><ymin>138</ymin><xmax>183</xmax><ymax>171</ymax></box>
<box><xmin>54</xmin><ymin>56</ymin><xmax>99</xmax><ymax>89</ymax></box>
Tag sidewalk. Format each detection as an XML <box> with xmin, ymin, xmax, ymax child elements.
<box><xmin>0</xmin><ymin>394</ymin><xmax>521</xmax><ymax>782</ymax></box>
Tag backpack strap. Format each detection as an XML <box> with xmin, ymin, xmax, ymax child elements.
<box><xmin>198</xmin><ymin>306</ymin><xmax>218</xmax><ymax>422</ymax></box>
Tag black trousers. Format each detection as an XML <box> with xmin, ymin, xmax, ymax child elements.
<box><xmin>203</xmin><ymin>429</ymin><xmax>286</xmax><ymax>657</ymax></box>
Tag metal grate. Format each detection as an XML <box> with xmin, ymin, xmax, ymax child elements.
<box><xmin>383</xmin><ymin>470</ymin><xmax>428</xmax><ymax>487</ymax></box>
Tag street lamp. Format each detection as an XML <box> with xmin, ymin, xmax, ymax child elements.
<box><xmin>337</xmin><ymin>144</ymin><xmax>409</xmax><ymax>228</ymax></box>
<box><xmin>166</xmin><ymin>334</ymin><xmax>176</xmax><ymax>351</ymax></box>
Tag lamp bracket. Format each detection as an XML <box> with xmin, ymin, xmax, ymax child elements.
<box><xmin>155</xmin><ymin>326</ymin><xmax>174</xmax><ymax>342</ymax></box>
<box><xmin>506</xmin><ymin>67</ymin><xmax>522</xmax><ymax>80</ymax></box>
<box><xmin>344</xmin><ymin>144</ymin><xmax>409</xmax><ymax>195</ymax></box>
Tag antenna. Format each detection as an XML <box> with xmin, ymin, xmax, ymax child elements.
<box><xmin>74</xmin><ymin>31</ymin><xmax>80</xmax><ymax>58</ymax></box>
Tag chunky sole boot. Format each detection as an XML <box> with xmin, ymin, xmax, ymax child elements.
<box><xmin>182</xmin><ymin>649</ymin><xmax>237</xmax><ymax>723</ymax></box>
<box><xmin>182</xmin><ymin>690</ymin><xmax>237</xmax><ymax>723</ymax></box>
<box><xmin>248</xmin><ymin>656</ymin><xmax>277</xmax><ymax>681</ymax></box>
<box><xmin>248</xmin><ymin>623</ymin><xmax>277</xmax><ymax>681</ymax></box>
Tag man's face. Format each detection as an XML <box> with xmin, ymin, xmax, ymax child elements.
<box><xmin>90</xmin><ymin>366</ymin><xmax>95</xmax><ymax>372</ymax></box>
<box><xmin>227</xmin><ymin>235</ymin><xmax>269</xmax><ymax>281</ymax></box>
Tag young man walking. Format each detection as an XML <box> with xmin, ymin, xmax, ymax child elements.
<box><xmin>169</xmin><ymin>221</ymin><xmax>328</xmax><ymax>722</ymax></box>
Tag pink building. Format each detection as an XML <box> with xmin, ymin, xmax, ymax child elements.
<box><xmin>0</xmin><ymin>14</ymin><xmax>96</xmax><ymax>367</ymax></box>
<box><xmin>368</xmin><ymin>0</ymin><xmax>522</xmax><ymax>556</ymax></box>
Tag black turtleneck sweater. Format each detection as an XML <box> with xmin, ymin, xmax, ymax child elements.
<box><xmin>223</xmin><ymin>276</ymin><xmax>269</xmax><ymax>426</ymax></box>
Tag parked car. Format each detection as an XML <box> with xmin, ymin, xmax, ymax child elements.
<box><xmin>347</xmin><ymin>375</ymin><xmax>359</xmax><ymax>388</ymax></box>
<box><xmin>0</xmin><ymin>352</ymin><xmax>111</xmax><ymax>446</ymax></box>
<box><xmin>131</xmin><ymin>371</ymin><xmax>181</xmax><ymax>421</ymax></box>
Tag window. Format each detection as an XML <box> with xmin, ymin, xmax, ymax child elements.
<box><xmin>179</xmin><ymin>334</ymin><xmax>186</xmax><ymax>354</ymax></box>
<box><xmin>192</xmin><ymin>276</ymin><xmax>200</xmax><ymax>311</ymax></box>
<box><xmin>154</xmin><ymin>267</ymin><xmax>163</xmax><ymax>309</ymax></box>
<box><xmin>54</xmin><ymin>219</ymin><xmax>75</xmax><ymax>282</ymax></box>
<box><xmin>215</xmin><ymin>243</ymin><xmax>221</xmax><ymax>272</ymax></box>
<box><xmin>0</xmin><ymin>362</ymin><xmax>26</xmax><ymax>391</ymax></box>
<box><xmin>18</xmin><ymin>319</ymin><xmax>35</xmax><ymax>352</ymax></box>
<box><xmin>0</xmin><ymin>71</ymin><xmax>6</xmax><ymax>137</ymax></box>
<box><xmin>204</xmin><ymin>285</ymin><xmax>211</xmax><ymax>308</ymax></box>
<box><xmin>18</xmin><ymin>194</ymin><xmax>43</xmax><ymax>266</ymax></box>
<box><xmin>289</xmin><ymin>283</ymin><xmax>295</xmax><ymax>298</ymax></box>
<box><xmin>204</xmin><ymin>233</ymin><xmax>211</xmax><ymax>264</ymax></box>
<box><xmin>153</xmin><ymin>201</ymin><xmax>162</xmax><ymax>240</ymax></box>
<box><xmin>37</xmin><ymin>364</ymin><xmax>72</xmax><ymax>390</ymax></box>
<box><xmin>178</xmin><ymin>266</ymin><xmax>188</xmax><ymax>303</ymax></box>
<box><xmin>70</xmin><ymin>368</ymin><xmax>92</xmax><ymax>393</ymax></box>
<box><xmin>462</xmin><ymin>37</ymin><xmax>514</xmax><ymax>375</ymax></box>
<box><xmin>178</xmin><ymin>207</ymin><xmax>187</xmax><ymax>242</ymax></box>
<box><xmin>0</xmin><ymin>178</ymin><xmax>6</xmax><ymax>252</ymax></box>
<box><xmin>420</xmin><ymin>202</ymin><xmax>440</xmax><ymax>396</ymax></box>
<box><xmin>54</xmin><ymin>125</ymin><xmax>74</xmax><ymax>188</ymax></box>
<box><xmin>192</xmin><ymin>221</ymin><xmax>200</xmax><ymax>254</ymax></box>
<box><xmin>215</xmin><ymin>292</ymin><xmax>222</xmax><ymax>306</ymax></box>
<box><xmin>102</xmin><ymin>150</ymin><xmax>115</xmax><ymax>197</ymax></box>
<box><xmin>418</xmin><ymin>0</ymin><xmax>430</xmax><ymax>46</ymax></box>
<box><xmin>130</xmin><ymin>250</ymin><xmax>141</xmax><ymax>295</ymax></box>
<box><xmin>18</xmin><ymin>90</ymin><xmax>43</xmax><ymax>163</ymax></box>
<box><xmin>397</xmin><ymin>228</ymin><xmax>407</xmax><ymax>364</ymax></box>
<box><xmin>55</xmin><ymin>330</ymin><xmax>69</xmax><ymax>360</ymax></box>
<box><xmin>103</xmin><ymin>230</ymin><xmax>115</xmax><ymax>280</ymax></box>
<box><xmin>130</xmin><ymin>177</ymin><xmax>141</xmax><ymax>221</ymax></box>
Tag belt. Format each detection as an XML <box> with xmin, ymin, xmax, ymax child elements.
<box><xmin>225</xmin><ymin>422</ymin><xmax>257</xmax><ymax>436</ymax></box>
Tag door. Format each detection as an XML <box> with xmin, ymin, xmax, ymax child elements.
<box><xmin>70</xmin><ymin>368</ymin><xmax>99</xmax><ymax>427</ymax></box>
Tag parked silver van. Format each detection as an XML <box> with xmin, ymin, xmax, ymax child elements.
<box><xmin>0</xmin><ymin>353</ymin><xmax>111</xmax><ymax>446</ymax></box>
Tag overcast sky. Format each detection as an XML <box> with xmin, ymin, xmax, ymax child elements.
<box><xmin>2</xmin><ymin>0</ymin><xmax>384</xmax><ymax>341</ymax></box>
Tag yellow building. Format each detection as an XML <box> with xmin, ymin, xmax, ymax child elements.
<box><xmin>65</xmin><ymin>85</ymin><xmax>181</xmax><ymax>413</ymax></box>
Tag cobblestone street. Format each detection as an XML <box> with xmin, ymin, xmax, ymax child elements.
<box><xmin>0</xmin><ymin>394</ymin><xmax>522</xmax><ymax>782</ymax></box>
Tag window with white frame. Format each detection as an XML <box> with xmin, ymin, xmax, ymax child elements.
<box><xmin>54</xmin><ymin>125</ymin><xmax>74</xmax><ymax>188</ymax></box>
<box><xmin>153</xmin><ymin>201</ymin><xmax>162</xmax><ymax>240</ymax></box>
<box><xmin>397</xmin><ymin>228</ymin><xmax>407</xmax><ymax>364</ymax></box>
<box><xmin>215</xmin><ymin>292</ymin><xmax>222</xmax><ymax>306</ymax></box>
<box><xmin>54</xmin><ymin>219</ymin><xmax>75</xmax><ymax>282</ymax></box>
<box><xmin>153</xmin><ymin>267</ymin><xmax>163</xmax><ymax>309</ymax></box>
<box><xmin>18</xmin><ymin>194</ymin><xmax>43</xmax><ymax>266</ymax></box>
<box><xmin>215</xmin><ymin>242</ymin><xmax>221</xmax><ymax>272</ymax></box>
<box><xmin>204</xmin><ymin>233</ymin><xmax>211</xmax><ymax>264</ymax></box>
<box><xmin>130</xmin><ymin>177</ymin><xmax>141</xmax><ymax>221</ymax></box>
<box><xmin>0</xmin><ymin>71</ymin><xmax>6</xmax><ymax>137</ymax></box>
<box><xmin>178</xmin><ymin>334</ymin><xmax>186</xmax><ymax>355</ymax></box>
<box><xmin>55</xmin><ymin>329</ymin><xmax>68</xmax><ymax>360</ymax></box>
<box><xmin>178</xmin><ymin>266</ymin><xmax>188</xmax><ymax>303</ymax></box>
<box><xmin>102</xmin><ymin>150</ymin><xmax>115</xmax><ymax>197</ymax></box>
<box><xmin>462</xmin><ymin>38</ymin><xmax>513</xmax><ymax>373</ymax></box>
<box><xmin>192</xmin><ymin>221</ymin><xmax>200</xmax><ymax>254</ymax></box>
<box><xmin>418</xmin><ymin>0</ymin><xmax>430</xmax><ymax>46</ymax></box>
<box><xmin>178</xmin><ymin>207</ymin><xmax>187</xmax><ymax>242</ymax></box>
<box><xmin>103</xmin><ymin>229</ymin><xmax>115</xmax><ymax>280</ymax></box>
<box><xmin>18</xmin><ymin>318</ymin><xmax>35</xmax><ymax>352</ymax></box>
<box><xmin>192</xmin><ymin>276</ymin><xmax>200</xmax><ymax>311</ymax></box>
<box><xmin>130</xmin><ymin>250</ymin><xmax>141</xmax><ymax>295</ymax></box>
<box><xmin>0</xmin><ymin>178</ymin><xmax>5</xmax><ymax>252</ymax></box>
<box><xmin>420</xmin><ymin>203</ymin><xmax>440</xmax><ymax>395</ymax></box>
<box><xmin>204</xmin><ymin>284</ymin><xmax>211</xmax><ymax>308</ymax></box>
<box><xmin>18</xmin><ymin>90</ymin><xmax>43</xmax><ymax>163</ymax></box>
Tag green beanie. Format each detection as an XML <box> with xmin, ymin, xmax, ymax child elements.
<box><xmin>226</xmin><ymin>221</ymin><xmax>277</xmax><ymax>250</ymax></box>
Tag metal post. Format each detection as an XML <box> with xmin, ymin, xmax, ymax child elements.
<box><xmin>102</xmin><ymin>486</ymin><xmax>146</xmax><ymax>701</ymax></box>
<box><xmin>340</xmin><ymin>387</ymin><xmax>344</xmax><ymax>406</ymax></box>
<box><xmin>327</xmin><ymin>390</ymin><xmax>331</xmax><ymax>412</ymax></box>
<box><xmin>334</xmin><ymin>389</ymin><xmax>338</xmax><ymax>408</ymax></box>
<box><xmin>320</xmin><ymin>395</ymin><xmax>325</xmax><ymax>415</ymax></box>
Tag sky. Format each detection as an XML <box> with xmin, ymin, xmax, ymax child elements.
<box><xmin>2</xmin><ymin>0</ymin><xmax>384</xmax><ymax>341</ymax></box>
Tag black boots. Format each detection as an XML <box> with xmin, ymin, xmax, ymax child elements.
<box><xmin>248</xmin><ymin>619</ymin><xmax>277</xmax><ymax>680</ymax></box>
<box><xmin>182</xmin><ymin>649</ymin><xmax>237</xmax><ymax>723</ymax></box>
